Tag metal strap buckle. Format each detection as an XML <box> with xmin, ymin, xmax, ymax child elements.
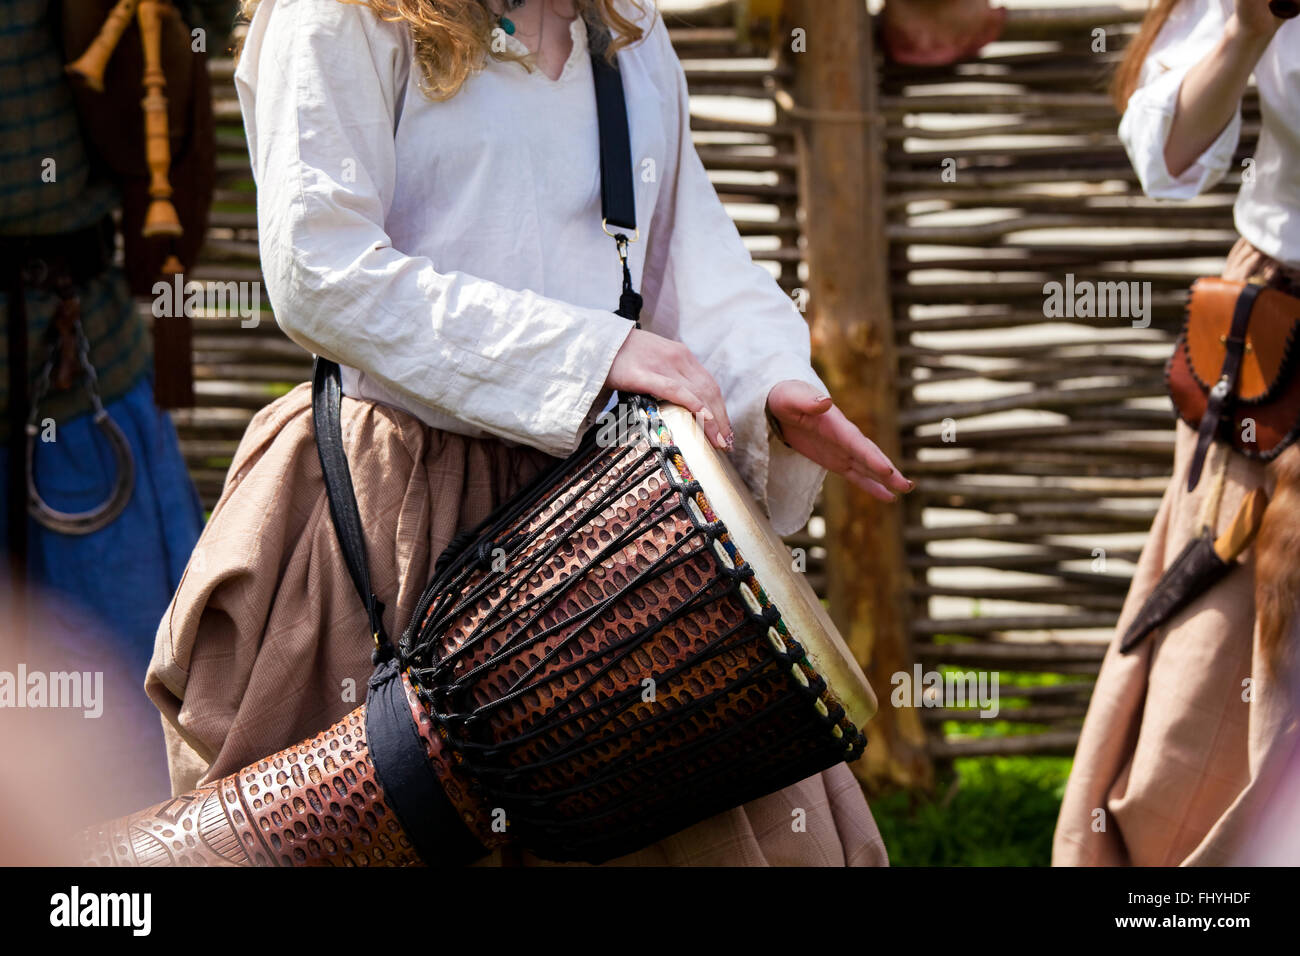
<box><xmin>602</xmin><ymin>218</ymin><xmax>639</xmax><ymax>243</ymax></box>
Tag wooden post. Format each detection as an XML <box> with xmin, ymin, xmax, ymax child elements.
<box><xmin>780</xmin><ymin>0</ymin><xmax>932</xmax><ymax>790</ymax></box>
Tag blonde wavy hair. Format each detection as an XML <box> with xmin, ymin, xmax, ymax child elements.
<box><xmin>237</xmin><ymin>0</ymin><xmax>648</xmax><ymax>100</ymax></box>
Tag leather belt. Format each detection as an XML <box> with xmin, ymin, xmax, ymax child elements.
<box><xmin>0</xmin><ymin>216</ymin><xmax>116</xmax><ymax>285</ymax></box>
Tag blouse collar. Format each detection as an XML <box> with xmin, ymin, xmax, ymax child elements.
<box><xmin>498</xmin><ymin>15</ymin><xmax>590</xmax><ymax>84</ymax></box>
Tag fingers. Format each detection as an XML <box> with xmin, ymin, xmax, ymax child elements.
<box><xmin>854</xmin><ymin>437</ymin><xmax>913</xmax><ymax>495</ymax></box>
<box><xmin>827</xmin><ymin>413</ymin><xmax>912</xmax><ymax>494</ymax></box>
<box><xmin>782</xmin><ymin>435</ymin><xmax>899</xmax><ymax>502</ymax></box>
<box><xmin>787</xmin><ymin>407</ymin><xmax>913</xmax><ymax>496</ymax></box>
<box><xmin>604</xmin><ymin>331</ymin><xmax>732</xmax><ymax>450</ymax></box>
<box><xmin>673</xmin><ymin>349</ymin><xmax>732</xmax><ymax>450</ymax></box>
<box><xmin>643</xmin><ymin>374</ymin><xmax>730</xmax><ymax>450</ymax></box>
<box><xmin>845</xmin><ymin>466</ymin><xmax>897</xmax><ymax>503</ymax></box>
<box><xmin>767</xmin><ymin>382</ymin><xmax>912</xmax><ymax>494</ymax></box>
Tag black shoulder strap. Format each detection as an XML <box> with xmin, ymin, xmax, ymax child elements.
<box><xmin>589</xmin><ymin>21</ymin><xmax>637</xmax><ymax>233</ymax></box>
<box><xmin>312</xmin><ymin>357</ymin><xmax>391</xmax><ymax>661</ymax></box>
<box><xmin>312</xmin><ymin>25</ymin><xmax>638</xmax><ymax>660</ymax></box>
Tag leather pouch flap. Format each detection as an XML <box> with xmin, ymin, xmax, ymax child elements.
<box><xmin>1187</xmin><ymin>277</ymin><xmax>1300</xmax><ymax>402</ymax></box>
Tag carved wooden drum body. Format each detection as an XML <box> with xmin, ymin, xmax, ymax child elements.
<box><xmin>82</xmin><ymin>397</ymin><xmax>875</xmax><ymax>866</ymax></box>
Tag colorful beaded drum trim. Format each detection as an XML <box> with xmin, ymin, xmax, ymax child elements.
<box><xmin>640</xmin><ymin>399</ymin><xmax>865</xmax><ymax>756</ymax></box>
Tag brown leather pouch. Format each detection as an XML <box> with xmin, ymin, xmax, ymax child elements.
<box><xmin>1167</xmin><ymin>277</ymin><xmax>1300</xmax><ymax>489</ymax></box>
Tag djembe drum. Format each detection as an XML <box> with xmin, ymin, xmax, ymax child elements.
<box><xmin>80</xmin><ymin>391</ymin><xmax>876</xmax><ymax>866</ymax></box>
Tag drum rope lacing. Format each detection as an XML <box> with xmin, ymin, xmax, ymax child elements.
<box><xmin>398</xmin><ymin>397</ymin><xmax>865</xmax><ymax>851</ymax></box>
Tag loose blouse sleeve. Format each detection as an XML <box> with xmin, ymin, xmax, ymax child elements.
<box><xmin>235</xmin><ymin>0</ymin><xmax>634</xmax><ymax>456</ymax></box>
<box><xmin>638</xmin><ymin>15</ymin><xmax>828</xmax><ymax>535</ymax></box>
<box><xmin>1117</xmin><ymin>0</ymin><xmax>1242</xmax><ymax>200</ymax></box>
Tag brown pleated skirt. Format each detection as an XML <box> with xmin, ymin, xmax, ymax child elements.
<box><xmin>1053</xmin><ymin>239</ymin><xmax>1300</xmax><ymax>865</ymax></box>
<box><xmin>146</xmin><ymin>382</ymin><xmax>888</xmax><ymax>866</ymax></box>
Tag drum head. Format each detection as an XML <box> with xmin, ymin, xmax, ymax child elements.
<box><xmin>656</xmin><ymin>403</ymin><xmax>878</xmax><ymax>732</ymax></box>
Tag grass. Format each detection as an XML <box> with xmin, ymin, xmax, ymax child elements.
<box><xmin>870</xmin><ymin>755</ymin><xmax>1073</xmax><ymax>866</ymax></box>
<box><xmin>869</xmin><ymin>664</ymin><xmax>1081</xmax><ymax>866</ymax></box>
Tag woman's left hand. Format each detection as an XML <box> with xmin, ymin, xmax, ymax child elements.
<box><xmin>766</xmin><ymin>380</ymin><xmax>914</xmax><ymax>502</ymax></box>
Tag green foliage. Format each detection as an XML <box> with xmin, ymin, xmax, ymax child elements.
<box><xmin>871</xmin><ymin>663</ymin><xmax>1084</xmax><ymax>863</ymax></box>
<box><xmin>870</xmin><ymin>756</ymin><xmax>1072</xmax><ymax>866</ymax></box>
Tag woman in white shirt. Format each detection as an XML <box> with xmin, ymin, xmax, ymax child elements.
<box><xmin>145</xmin><ymin>0</ymin><xmax>904</xmax><ymax>866</ymax></box>
<box><xmin>1055</xmin><ymin>0</ymin><xmax>1298</xmax><ymax>866</ymax></box>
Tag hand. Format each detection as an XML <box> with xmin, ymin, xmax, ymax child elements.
<box><xmin>1236</xmin><ymin>0</ymin><xmax>1288</xmax><ymax>37</ymax></box>
<box><xmin>605</xmin><ymin>329</ymin><xmax>733</xmax><ymax>450</ymax></box>
<box><xmin>767</xmin><ymin>380</ymin><xmax>914</xmax><ymax>502</ymax></box>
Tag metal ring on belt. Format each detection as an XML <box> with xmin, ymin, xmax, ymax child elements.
<box><xmin>24</xmin><ymin>306</ymin><xmax>135</xmax><ymax>536</ymax></box>
<box><xmin>26</xmin><ymin>409</ymin><xmax>134</xmax><ymax>535</ymax></box>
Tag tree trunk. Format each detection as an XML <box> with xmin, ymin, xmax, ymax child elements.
<box><xmin>780</xmin><ymin>0</ymin><xmax>932</xmax><ymax>790</ymax></box>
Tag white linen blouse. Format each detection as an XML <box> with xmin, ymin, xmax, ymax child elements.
<box><xmin>1117</xmin><ymin>0</ymin><xmax>1300</xmax><ymax>268</ymax></box>
<box><xmin>234</xmin><ymin>0</ymin><xmax>829</xmax><ymax>534</ymax></box>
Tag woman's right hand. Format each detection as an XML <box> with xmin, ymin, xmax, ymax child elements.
<box><xmin>1237</xmin><ymin>0</ymin><xmax>1288</xmax><ymax>37</ymax></box>
<box><xmin>605</xmin><ymin>329</ymin><xmax>734</xmax><ymax>450</ymax></box>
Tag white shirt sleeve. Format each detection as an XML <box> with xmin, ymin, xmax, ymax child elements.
<box><xmin>1117</xmin><ymin>0</ymin><xmax>1242</xmax><ymax>200</ymax></box>
<box><xmin>638</xmin><ymin>15</ymin><xmax>828</xmax><ymax>535</ymax></box>
<box><xmin>235</xmin><ymin>0</ymin><xmax>634</xmax><ymax>457</ymax></box>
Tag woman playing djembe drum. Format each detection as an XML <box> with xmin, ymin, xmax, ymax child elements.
<box><xmin>144</xmin><ymin>0</ymin><xmax>911</xmax><ymax>866</ymax></box>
